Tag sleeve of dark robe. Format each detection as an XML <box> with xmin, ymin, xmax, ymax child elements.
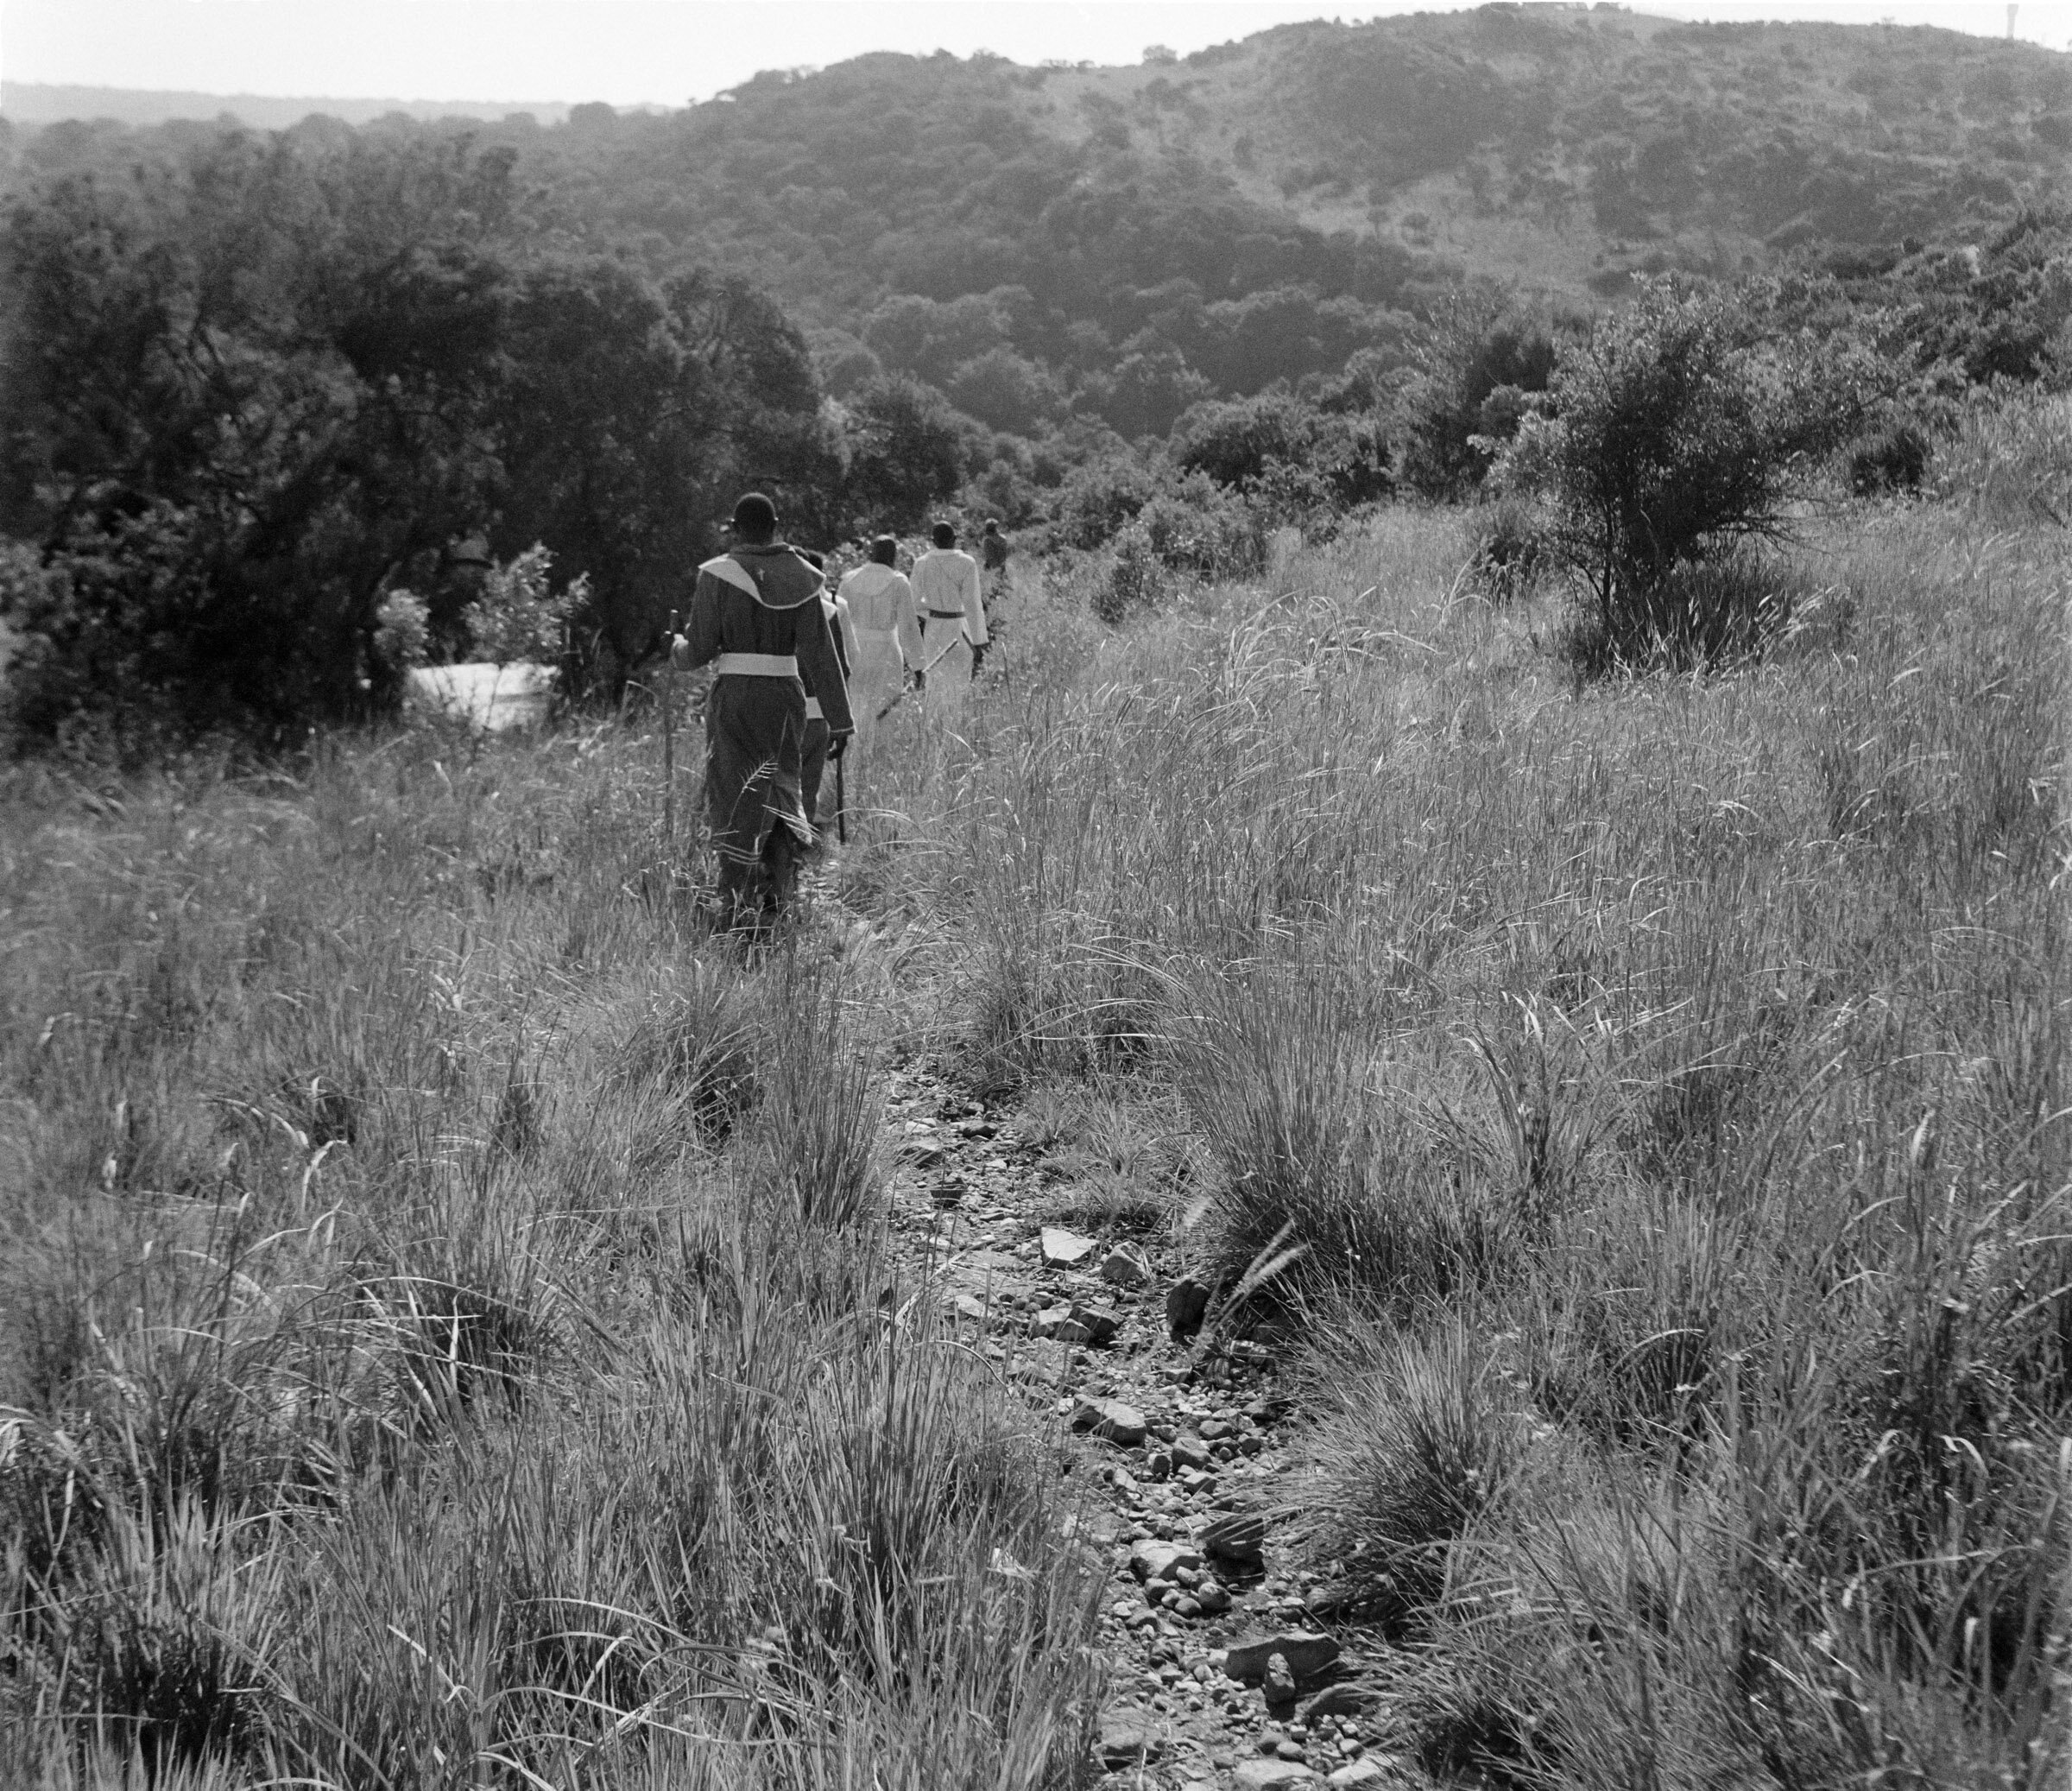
<box><xmin>796</xmin><ymin>592</ymin><xmax>854</xmax><ymax>737</ymax></box>
<box><xmin>676</xmin><ymin>570</ymin><xmax>728</xmax><ymax>669</ymax></box>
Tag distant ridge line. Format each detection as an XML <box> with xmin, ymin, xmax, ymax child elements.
<box><xmin>0</xmin><ymin>81</ymin><xmax>613</xmax><ymax>130</ymax></box>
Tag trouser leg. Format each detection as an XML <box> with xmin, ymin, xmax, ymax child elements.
<box><xmin>713</xmin><ymin>851</ymin><xmax>757</xmax><ymax>927</ymax></box>
<box><xmin>761</xmin><ymin>826</ymin><xmax>803</xmax><ymax>915</ymax></box>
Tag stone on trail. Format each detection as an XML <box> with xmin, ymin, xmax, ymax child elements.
<box><xmin>1301</xmin><ymin>1683</ymin><xmax>1374</xmax><ymax>1722</ymax></box>
<box><xmin>1234</xmin><ymin>1761</ymin><xmax>1317</xmax><ymax>1788</ymax></box>
<box><xmin>1128</xmin><ymin>1539</ymin><xmax>1202</xmax><ymax>1584</ymax></box>
<box><xmin>1166</xmin><ymin>1274</ymin><xmax>1213</xmax><ymax>1339</ymax></box>
<box><xmin>1202</xmin><ymin>1511</ymin><xmax>1268</xmax><ymax>1564</ymax></box>
<box><xmin>1224</xmin><ymin>1630</ymin><xmax>1341</xmax><ymax>1685</ymax></box>
<box><xmin>1057</xmin><ymin>1301</ymin><xmax>1121</xmax><ymax>1345</ymax></box>
<box><xmin>1327</xmin><ymin>1761</ymin><xmax>1393</xmax><ymax>1788</ymax></box>
<box><xmin>1070</xmin><ymin>1396</ymin><xmax>1147</xmax><ymax>1446</ymax></box>
<box><xmin>1101</xmin><ymin>1243</ymin><xmax>1153</xmax><ymax>1285</ymax></box>
<box><xmin>1096</xmin><ymin>1709</ymin><xmax>1164</xmax><ymax>1769</ymax></box>
<box><xmin>1041</xmin><ymin>1226</ymin><xmax>1098</xmax><ymax>1266</ymax></box>
<box><xmin>1034</xmin><ymin>1300</ymin><xmax>1121</xmax><ymax>1345</ymax></box>
<box><xmin>1172</xmin><ymin>1432</ymin><xmax>1212</xmax><ymax>1471</ymax></box>
<box><xmin>1031</xmin><ymin>1301</ymin><xmax>1074</xmax><ymax>1337</ymax></box>
<box><xmin>1264</xmin><ymin>1652</ymin><xmax>1298</xmax><ymax>1706</ymax></box>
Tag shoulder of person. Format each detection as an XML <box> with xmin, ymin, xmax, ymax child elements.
<box><xmin>698</xmin><ymin>554</ymin><xmax>759</xmax><ymax>597</ymax></box>
<box><xmin>723</xmin><ymin>546</ymin><xmax>824</xmax><ymax>611</ymax></box>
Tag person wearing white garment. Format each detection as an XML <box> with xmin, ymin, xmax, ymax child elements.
<box><xmin>835</xmin><ymin>535</ymin><xmax>923</xmax><ymax>746</ymax></box>
<box><xmin>793</xmin><ymin>549</ymin><xmax>852</xmax><ymax>838</ymax></box>
<box><xmin>909</xmin><ymin>521</ymin><xmax>989</xmax><ymax>706</ymax></box>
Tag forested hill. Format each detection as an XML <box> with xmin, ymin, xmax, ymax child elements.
<box><xmin>4</xmin><ymin>7</ymin><xmax>2069</xmax><ymax>747</ymax></box>
<box><xmin>553</xmin><ymin>7</ymin><xmax>2072</xmax><ymax>315</ymax></box>
<box><xmin>9</xmin><ymin>10</ymin><xmax>2068</xmax><ymax>435</ymax></box>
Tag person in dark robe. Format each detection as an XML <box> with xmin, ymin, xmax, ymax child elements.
<box><xmin>981</xmin><ymin>517</ymin><xmax>1010</xmax><ymax>604</ymax></box>
<box><xmin>670</xmin><ymin>493</ymin><xmax>853</xmax><ymax>924</ymax></box>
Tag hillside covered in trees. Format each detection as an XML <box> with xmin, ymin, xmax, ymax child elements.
<box><xmin>12</xmin><ymin>10</ymin><xmax>2070</xmax><ymax>421</ymax></box>
<box><xmin>3</xmin><ymin>8</ymin><xmax>2071</xmax><ymax>748</ymax></box>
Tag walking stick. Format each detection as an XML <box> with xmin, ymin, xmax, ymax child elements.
<box><xmin>660</xmin><ymin>609</ymin><xmax>679</xmax><ymax>843</ymax></box>
<box><xmin>875</xmin><ymin>630</ymin><xmax>966</xmax><ymax>720</ymax></box>
<box><xmin>835</xmin><ymin>750</ymin><xmax>847</xmax><ymax>845</ymax></box>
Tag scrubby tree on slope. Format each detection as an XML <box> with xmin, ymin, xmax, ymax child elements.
<box><xmin>1500</xmin><ymin>275</ymin><xmax>1884</xmax><ymax>662</ymax></box>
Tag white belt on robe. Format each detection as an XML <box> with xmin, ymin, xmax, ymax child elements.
<box><xmin>712</xmin><ymin>652</ymin><xmax>798</xmax><ymax>678</ymax></box>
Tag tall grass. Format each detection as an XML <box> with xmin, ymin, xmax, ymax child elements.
<box><xmin>848</xmin><ymin>433</ymin><xmax>2070</xmax><ymax>1782</ymax></box>
<box><xmin>8</xmin><ymin>398</ymin><xmax>2069</xmax><ymax>1785</ymax></box>
<box><xmin>1</xmin><ymin>723</ymin><xmax>1099</xmax><ymax>1785</ymax></box>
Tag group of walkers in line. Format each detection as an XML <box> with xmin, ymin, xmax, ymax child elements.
<box><xmin>668</xmin><ymin>493</ymin><xmax>1008</xmax><ymax>928</ymax></box>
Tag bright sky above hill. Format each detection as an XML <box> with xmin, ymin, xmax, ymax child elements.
<box><xmin>3</xmin><ymin>0</ymin><xmax>2067</xmax><ymax>111</ymax></box>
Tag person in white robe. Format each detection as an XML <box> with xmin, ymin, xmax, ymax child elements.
<box><xmin>835</xmin><ymin>536</ymin><xmax>922</xmax><ymax>753</ymax></box>
<box><xmin>908</xmin><ymin>522</ymin><xmax>989</xmax><ymax>708</ymax></box>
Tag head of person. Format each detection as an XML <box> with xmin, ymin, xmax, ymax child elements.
<box><xmin>730</xmin><ymin>491</ymin><xmax>778</xmax><ymax>545</ymax></box>
<box><xmin>869</xmin><ymin>535</ymin><xmax>898</xmax><ymax>567</ymax></box>
<box><xmin>984</xmin><ymin>518</ymin><xmax>1001</xmax><ymax>535</ymax></box>
<box><xmin>931</xmin><ymin>522</ymin><xmax>956</xmax><ymax>550</ymax></box>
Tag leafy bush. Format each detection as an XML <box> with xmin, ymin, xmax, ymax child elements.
<box><xmin>1462</xmin><ymin>494</ymin><xmax>1548</xmax><ymax>603</ymax></box>
<box><xmin>1170</xmin><ymin>391</ymin><xmax>1323</xmax><ymax>488</ymax></box>
<box><xmin>1054</xmin><ymin>452</ymin><xmax>1166</xmax><ymax>550</ymax></box>
<box><xmin>1848</xmin><ymin>421</ymin><xmax>1931</xmax><ymax>495</ymax></box>
<box><xmin>1402</xmin><ymin>289</ymin><xmax>1559</xmax><ymax>499</ymax></box>
<box><xmin>1170</xmin><ymin>389</ymin><xmax>1393</xmax><ymax>511</ymax></box>
<box><xmin>0</xmin><ymin>130</ymin><xmax>839</xmax><ymax>749</ymax></box>
<box><xmin>1093</xmin><ymin>528</ymin><xmax>1172</xmax><ymax>624</ymax></box>
<box><xmin>1132</xmin><ymin>473</ymin><xmax>1264</xmax><ymax>574</ymax></box>
<box><xmin>371</xmin><ymin>592</ymin><xmax>431</xmax><ymax>675</ymax></box>
<box><xmin>465</xmin><ymin>544</ymin><xmax>586</xmax><ymax>668</ymax></box>
<box><xmin>1500</xmin><ymin>276</ymin><xmax>1877</xmax><ymax>668</ymax></box>
<box><xmin>837</xmin><ymin>373</ymin><xmax>972</xmax><ymax>531</ymax></box>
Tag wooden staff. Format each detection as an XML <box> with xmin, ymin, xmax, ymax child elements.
<box><xmin>661</xmin><ymin>609</ymin><xmax>679</xmax><ymax>843</ymax></box>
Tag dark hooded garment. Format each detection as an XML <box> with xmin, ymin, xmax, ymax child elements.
<box><xmin>672</xmin><ymin>543</ymin><xmax>854</xmax><ymax>895</ymax></box>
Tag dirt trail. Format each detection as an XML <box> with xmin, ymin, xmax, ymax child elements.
<box><xmin>880</xmin><ymin>1058</ymin><xmax>1410</xmax><ymax>1790</ymax></box>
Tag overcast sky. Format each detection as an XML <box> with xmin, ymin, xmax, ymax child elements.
<box><xmin>4</xmin><ymin>0</ymin><xmax>2067</xmax><ymax>110</ymax></box>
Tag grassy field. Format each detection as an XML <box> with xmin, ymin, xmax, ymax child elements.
<box><xmin>3</xmin><ymin>406</ymin><xmax>2068</xmax><ymax>1787</ymax></box>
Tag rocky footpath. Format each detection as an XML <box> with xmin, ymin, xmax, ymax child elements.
<box><xmin>883</xmin><ymin>1061</ymin><xmax>1419</xmax><ymax>1789</ymax></box>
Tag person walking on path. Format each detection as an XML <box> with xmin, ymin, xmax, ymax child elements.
<box><xmin>836</xmin><ymin>535</ymin><xmax>923</xmax><ymax>748</ymax></box>
<box><xmin>910</xmin><ymin>521</ymin><xmax>989</xmax><ymax>709</ymax></box>
<box><xmin>981</xmin><ymin>518</ymin><xmax>1010</xmax><ymax>611</ymax></box>
<box><xmin>670</xmin><ymin>493</ymin><xmax>852</xmax><ymax>926</ymax></box>
<box><xmin>795</xmin><ymin>549</ymin><xmax>854</xmax><ymax>839</ymax></box>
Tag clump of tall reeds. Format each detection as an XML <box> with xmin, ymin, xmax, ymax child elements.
<box><xmin>0</xmin><ymin>725</ymin><xmax>1100</xmax><ymax>1787</ymax></box>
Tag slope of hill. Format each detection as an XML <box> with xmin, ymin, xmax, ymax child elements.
<box><xmin>489</xmin><ymin>10</ymin><xmax>2072</xmax><ymax>311</ymax></box>
<box><xmin>5</xmin><ymin>12</ymin><xmax>2067</xmax><ymax>439</ymax></box>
